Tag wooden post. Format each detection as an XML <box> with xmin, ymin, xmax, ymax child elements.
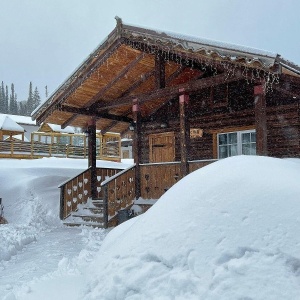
<box><xmin>254</xmin><ymin>84</ymin><xmax>268</xmax><ymax>156</ymax></box>
<box><xmin>132</xmin><ymin>99</ymin><xmax>141</xmax><ymax>199</ymax></box>
<box><xmin>59</xmin><ymin>186</ymin><xmax>65</xmax><ymax>220</ymax></box>
<box><xmin>179</xmin><ymin>89</ymin><xmax>190</xmax><ymax>176</ymax></box>
<box><xmin>87</xmin><ymin>119</ymin><xmax>97</xmax><ymax>199</ymax></box>
<box><xmin>103</xmin><ymin>184</ymin><xmax>108</xmax><ymax>228</ymax></box>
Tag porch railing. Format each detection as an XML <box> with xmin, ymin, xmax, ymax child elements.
<box><xmin>58</xmin><ymin>159</ymin><xmax>217</xmax><ymax>227</ymax></box>
<box><xmin>139</xmin><ymin>159</ymin><xmax>217</xmax><ymax>199</ymax></box>
<box><xmin>101</xmin><ymin>165</ymin><xmax>136</xmax><ymax>227</ymax></box>
<box><xmin>58</xmin><ymin>166</ymin><xmax>125</xmax><ymax>220</ymax></box>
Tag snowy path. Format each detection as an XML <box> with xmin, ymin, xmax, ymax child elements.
<box><xmin>0</xmin><ymin>225</ymin><xmax>108</xmax><ymax>300</ymax></box>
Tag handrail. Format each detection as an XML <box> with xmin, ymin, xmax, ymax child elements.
<box><xmin>101</xmin><ymin>164</ymin><xmax>136</xmax><ymax>186</ymax></box>
<box><xmin>58</xmin><ymin>167</ymin><xmax>92</xmax><ymax>188</ymax></box>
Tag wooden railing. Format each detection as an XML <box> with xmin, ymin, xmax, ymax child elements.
<box><xmin>101</xmin><ymin>165</ymin><xmax>136</xmax><ymax>227</ymax></box>
<box><xmin>0</xmin><ymin>141</ymin><xmax>32</xmax><ymax>158</ymax></box>
<box><xmin>140</xmin><ymin>159</ymin><xmax>217</xmax><ymax>199</ymax></box>
<box><xmin>0</xmin><ymin>140</ymin><xmax>121</xmax><ymax>161</ymax></box>
<box><xmin>140</xmin><ymin>162</ymin><xmax>182</xmax><ymax>199</ymax></box>
<box><xmin>59</xmin><ymin>166</ymin><xmax>125</xmax><ymax>220</ymax></box>
<box><xmin>58</xmin><ymin>159</ymin><xmax>217</xmax><ymax>227</ymax></box>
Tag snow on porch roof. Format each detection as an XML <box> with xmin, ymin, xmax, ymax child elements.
<box><xmin>122</xmin><ymin>21</ymin><xmax>278</xmax><ymax>68</ymax></box>
<box><xmin>31</xmin><ymin>17</ymin><xmax>300</xmax><ymax>124</ymax></box>
<box><xmin>0</xmin><ymin>115</ymin><xmax>25</xmax><ymax>132</ymax></box>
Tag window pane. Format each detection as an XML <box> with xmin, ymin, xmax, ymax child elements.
<box><xmin>229</xmin><ymin>144</ymin><xmax>238</xmax><ymax>156</ymax></box>
<box><xmin>242</xmin><ymin>144</ymin><xmax>250</xmax><ymax>155</ymax></box>
<box><xmin>229</xmin><ymin>133</ymin><xmax>237</xmax><ymax>144</ymax></box>
<box><xmin>250</xmin><ymin>143</ymin><xmax>256</xmax><ymax>155</ymax></box>
<box><xmin>251</xmin><ymin>132</ymin><xmax>256</xmax><ymax>143</ymax></box>
<box><xmin>242</xmin><ymin>133</ymin><xmax>250</xmax><ymax>143</ymax></box>
<box><xmin>218</xmin><ymin>134</ymin><xmax>227</xmax><ymax>145</ymax></box>
<box><xmin>219</xmin><ymin>145</ymin><xmax>228</xmax><ymax>158</ymax></box>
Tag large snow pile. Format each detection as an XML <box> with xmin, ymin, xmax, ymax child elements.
<box><xmin>81</xmin><ymin>156</ymin><xmax>300</xmax><ymax>300</ymax></box>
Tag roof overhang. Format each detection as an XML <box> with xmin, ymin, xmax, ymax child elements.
<box><xmin>32</xmin><ymin>17</ymin><xmax>300</xmax><ymax>134</ymax></box>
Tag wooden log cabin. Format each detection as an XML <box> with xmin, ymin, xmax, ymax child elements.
<box><xmin>32</xmin><ymin>17</ymin><xmax>300</xmax><ymax>227</ymax></box>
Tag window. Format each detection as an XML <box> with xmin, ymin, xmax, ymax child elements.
<box><xmin>218</xmin><ymin>130</ymin><xmax>256</xmax><ymax>159</ymax></box>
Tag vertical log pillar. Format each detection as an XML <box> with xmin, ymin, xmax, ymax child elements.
<box><xmin>179</xmin><ymin>89</ymin><xmax>190</xmax><ymax>176</ymax></box>
<box><xmin>132</xmin><ymin>99</ymin><xmax>141</xmax><ymax>199</ymax></box>
<box><xmin>87</xmin><ymin>118</ymin><xmax>97</xmax><ymax>199</ymax></box>
<box><xmin>254</xmin><ymin>84</ymin><xmax>268</xmax><ymax>156</ymax></box>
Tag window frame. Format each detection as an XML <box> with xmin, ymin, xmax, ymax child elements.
<box><xmin>217</xmin><ymin>129</ymin><xmax>256</xmax><ymax>159</ymax></box>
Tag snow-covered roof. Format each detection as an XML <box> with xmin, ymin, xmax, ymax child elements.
<box><xmin>0</xmin><ymin>115</ymin><xmax>25</xmax><ymax>132</ymax></box>
<box><xmin>123</xmin><ymin>22</ymin><xmax>279</xmax><ymax>69</ymax></box>
<box><xmin>0</xmin><ymin>113</ymin><xmax>36</xmax><ymax>126</ymax></box>
<box><xmin>47</xmin><ymin>123</ymin><xmax>75</xmax><ymax>134</ymax></box>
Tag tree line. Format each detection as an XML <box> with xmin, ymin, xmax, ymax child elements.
<box><xmin>0</xmin><ymin>81</ymin><xmax>42</xmax><ymax>116</ymax></box>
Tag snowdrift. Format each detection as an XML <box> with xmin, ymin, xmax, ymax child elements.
<box><xmin>83</xmin><ymin>156</ymin><xmax>300</xmax><ymax>300</ymax></box>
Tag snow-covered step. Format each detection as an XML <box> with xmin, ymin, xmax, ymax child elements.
<box><xmin>63</xmin><ymin>198</ymin><xmax>106</xmax><ymax>228</ymax></box>
<box><xmin>72</xmin><ymin>213</ymin><xmax>104</xmax><ymax>223</ymax></box>
<box><xmin>91</xmin><ymin>199</ymin><xmax>104</xmax><ymax>208</ymax></box>
<box><xmin>63</xmin><ymin>221</ymin><xmax>105</xmax><ymax>228</ymax></box>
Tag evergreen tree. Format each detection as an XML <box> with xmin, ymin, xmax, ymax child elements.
<box><xmin>9</xmin><ymin>83</ymin><xmax>18</xmax><ymax>115</ymax></box>
<box><xmin>18</xmin><ymin>101</ymin><xmax>27</xmax><ymax>116</ymax></box>
<box><xmin>0</xmin><ymin>81</ymin><xmax>4</xmax><ymax>113</ymax></box>
<box><xmin>5</xmin><ymin>85</ymin><xmax>9</xmax><ymax>113</ymax></box>
<box><xmin>26</xmin><ymin>82</ymin><xmax>34</xmax><ymax>116</ymax></box>
<box><xmin>33</xmin><ymin>86</ymin><xmax>41</xmax><ymax>110</ymax></box>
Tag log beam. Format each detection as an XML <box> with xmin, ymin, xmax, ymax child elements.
<box><xmin>132</xmin><ymin>99</ymin><xmax>141</xmax><ymax>199</ymax></box>
<box><xmin>59</xmin><ymin>105</ymin><xmax>132</xmax><ymax>124</ymax></box>
<box><xmin>96</xmin><ymin>72</ymin><xmax>243</xmax><ymax>111</ymax></box>
<box><xmin>254</xmin><ymin>84</ymin><xmax>268</xmax><ymax>156</ymax></box>
<box><xmin>179</xmin><ymin>90</ymin><xmax>190</xmax><ymax>176</ymax></box>
<box><xmin>85</xmin><ymin>52</ymin><xmax>145</xmax><ymax>108</ymax></box>
<box><xmin>87</xmin><ymin>119</ymin><xmax>97</xmax><ymax>199</ymax></box>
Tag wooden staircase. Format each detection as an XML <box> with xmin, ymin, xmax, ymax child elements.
<box><xmin>63</xmin><ymin>199</ymin><xmax>107</xmax><ymax>228</ymax></box>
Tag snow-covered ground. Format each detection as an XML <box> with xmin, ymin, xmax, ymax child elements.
<box><xmin>1</xmin><ymin>156</ymin><xmax>300</xmax><ymax>299</ymax></box>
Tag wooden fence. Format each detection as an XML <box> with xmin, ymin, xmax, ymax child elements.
<box><xmin>0</xmin><ymin>140</ymin><xmax>121</xmax><ymax>161</ymax></box>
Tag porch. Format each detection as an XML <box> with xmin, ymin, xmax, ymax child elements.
<box><xmin>59</xmin><ymin>159</ymin><xmax>216</xmax><ymax>227</ymax></box>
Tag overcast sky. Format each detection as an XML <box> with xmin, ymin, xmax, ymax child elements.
<box><xmin>1</xmin><ymin>0</ymin><xmax>300</xmax><ymax>102</ymax></box>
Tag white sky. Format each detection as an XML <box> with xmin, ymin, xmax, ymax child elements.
<box><xmin>1</xmin><ymin>0</ymin><xmax>300</xmax><ymax>102</ymax></box>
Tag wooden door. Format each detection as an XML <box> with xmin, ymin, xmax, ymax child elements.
<box><xmin>149</xmin><ymin>132</ymin><xmax>175</xmax><ymax>163</ymax></box>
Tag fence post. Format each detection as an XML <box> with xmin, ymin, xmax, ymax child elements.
<box><xmin>103</xmin><ymin>184</ymin><xmax>109</xmax><ymax>228</ymax></box>
<box><xmin>59</xmin><ymin>186</ymin><xmax>65</xmax><ymax>220</ymax></box>
<box><xmin>10</xmin><ymin>140</ymin><xmax>14</xmax><ymax>156</ymax></box>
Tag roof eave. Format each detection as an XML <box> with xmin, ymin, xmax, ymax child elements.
<box><xmin>31</xmin><ymin>24</ymin><xmax>123</xmax><ymax>123</ymax></box>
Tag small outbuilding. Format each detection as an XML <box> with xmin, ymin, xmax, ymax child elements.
<box><xmin>0</xmin><ymin>115</ymin><xmax>25</xmax><ymax>141</ymax></box>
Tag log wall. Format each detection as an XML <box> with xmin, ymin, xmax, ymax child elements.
<box><xmin>140</xmin><ymin>80</ymin><xmax>299</xmax><ymax>162</ymax></box>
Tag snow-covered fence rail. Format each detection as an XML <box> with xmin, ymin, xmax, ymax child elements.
<box><xmin>0</xmin><ymin>140</ymin><xmax>120</xmax><ymax>160</ymax></box>
<box><xmin>0</xmin><ymin>141</ymin><xmax>32</xmax><ymax>158</ymax></box>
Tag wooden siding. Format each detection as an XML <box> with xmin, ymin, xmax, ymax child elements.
<box><xmin>140</xmin><ymin>80</ymin><xmax>299</xmax><ymax>162</ymax></box>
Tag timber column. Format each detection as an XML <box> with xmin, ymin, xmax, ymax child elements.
<box><xmin>179</xmin><ymin>89</ymin><xmax>190</xmax><ymax>176</ymax></box>
<box><xmin>132</xmin><ymin>98</ymin><xmax>141</xmax><ymax>199</ymax></box>
<box><xmin>254</xmin><ymin>84</ymin><xmax>268</xmax><ymax>156</ymax></box>
<box><xmin>87</xmin><ymin>118</ymin><xmax>97</xmax><ymax>199</ymax></box>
